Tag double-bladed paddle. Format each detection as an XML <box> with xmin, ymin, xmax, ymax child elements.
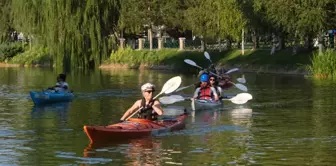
<box><xmin>184</xmin><ymin>59</ymin><xmax>248</xmax><ymax>92</ymax></box>
<box><xmin>125</xmin><ymin>76</ymin><xmax>182</xmax><ymax>120</ymax></box>
<box><xmin>159</xmin><ymin>93</ymin><xmax>253</xmax><ymax>105</ymax></box>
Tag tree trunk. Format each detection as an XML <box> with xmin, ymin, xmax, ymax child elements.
<box><xmin>241</xmin><ymin>29</ymin><xmax>245</xmax><ymax>55</ymax></box>
<box><xmin>270</xmin><ymin>34</ymin><xmax>277</xmax><ymax>55</ymax></box>
<box><xmin>218</xmin><ymin>37</ymin><xmax>222</xmax><ymax>52</ymax></box>
<box><xmin>201</xmin><ymin>39</ymin><xmax>206</xmax><ymax>52</ymax></box>
<box><xmin>252</xmin><ymin>31</ymin><xmax>259</xmax><ymax>50</ymax></box>
<box><xmin>226</xmin><ymin>38</ymin><xmax>232</xmax><ymax>50</ymax></box>
<box><xmin>148</xmin><ymin>28</ymin><xmax>153</xmax><ymax>50</ymax></box>
<box><xmin>304</xmin><ymin>35</ymin><xmax>313</xmax><ymax>49</ymax></box>
<box><xmin>318</xmin><ymin>31</ymin><xmax>324</xmax><ymax>55</ymax></box>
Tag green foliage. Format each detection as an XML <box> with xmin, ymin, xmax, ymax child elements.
<box><xmin>309</xmin><ymin>49</ymin><xmax>336</xmax><ymax>78</ymax></box>
<box><xmin>254</xmin><ymin>0</ymin><xmax>331</xmax><ymax>37</ymax></box>
<box><xmin>119</xmin><ymin>0</ymin><xmax>183</xmax><ymax>34</ymax></box>
<box><xmin>0</xmin><ymin>42</ymin><xmax>24</xmax><ymax>61</ymax></box>
<box><xmin>217</xmin><ymin>49</ymin><xmax>312</xmax><ymax>65</ymax></box>
<box><xmin>10</xmin><ymin>0</ymin><xmax>120</xmax><ymax>69</ymax></box>
<box><xmin>0</xmin><ymin>0</ymin><xmax>12</xmax><ymax>42</ymax></box>
<box><xmin>184</xmin><ymin>0</ymin><xmax>246</xmax><ymax>41</ymax></box>
<box><xmin>9</xmin><ymin>46</ymin><xmax>52</xmax><ymax>65</ymax></box>
<box><xmin>105</xmin><ymin>47</ymin><xmax>224</xmax><ymax>72</ymax></box>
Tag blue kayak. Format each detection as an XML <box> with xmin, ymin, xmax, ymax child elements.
<box><xmin>30</xmin><ymin>91</ymin><xmax>74</xmax><ymax>105</ymax></box>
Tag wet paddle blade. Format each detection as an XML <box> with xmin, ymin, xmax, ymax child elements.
<box><xmin>159</xmin><ymin>96</ymin><xmax>178</xmax><ymax>104</ymax></box>
<box><xmin>160</xmin><ymin>76</ymin><xmax>182</xmax><ymax>95</ymax></box>
<box><xmin>204</xmin><ymin>51</ymin><xmax>212</xmax><ymax>63</ymax></box>
<box><xmin>159</xmin><ymin>95</ymin><xmax>185</xmax><ymax>104</ymax></box>
<box><xmin>235</xmin><ymin>83</ymin><xmax>248</xmax><ymax>92</ymax></box>
<box><xmin>223</xmin><ymin>92</ymin><xmax>253</xmax><ymax>104</ymax></box>
<box><xmin>184</xmin><ymin>59</ymin><xmax>203</xmax><ymax>69</ymax></box>
<box><xmin>235</xmin><ymin>93</ymin><xmax>253</xmax><ymax>100</ymax></box>
<box><xmin>237</xmin><ymin>75</ymin><xmax>246</xmax><ymax>83</ymax></box>
<box><xmin>225</xmin><ymin>68</ymin><xmax>239</xmax><ymax>74</ymax></box>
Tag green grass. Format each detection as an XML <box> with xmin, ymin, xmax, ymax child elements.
<box><xmin>308</xmin><ymin>49</ymin><xmax>336</xmax><ymax>78</ymax></box>
<box><xmin>104</xmin><ymin>47</ymin><xmax>313</xmax><ymax>72</ymax></box>
<box><xmin>216</xmin><ymin>49</ymin><xmax>312</xmax><ymax>66</ymax></box>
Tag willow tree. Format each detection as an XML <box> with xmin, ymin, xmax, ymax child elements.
<box><xmin>184</xmin><ymin>0</ymin><xmax>247</xmax><ymax>50</ymax></box>
<box><xmin>254</xmin><ymin>0</ymin><xmax>332</xmax><ymax>53</ymax></box>
<box><xmin>11</xmin><ymin>0</ymin><xmax>120</xmax><ymax>69</ymax></box>
<box><xmin>118</xmin><ymin>0</ymin><xmax>183</xmax><ymax>49</ymax></box>
<box><xmin>0</xmin><ymin>0</ymin><xmax>13</xmax><ymax>42</ymax></box>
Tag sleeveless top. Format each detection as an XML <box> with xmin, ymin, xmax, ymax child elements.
<box><xmin>138</xmin><ymin>98</ymin><xmax>158</xmax><ymax>121</ymax></box>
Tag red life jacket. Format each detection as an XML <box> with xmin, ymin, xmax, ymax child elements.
<box><xmin>198</xmin><ymin>86</ymin><xmax>214</xmax><ymax>100</ymax></box>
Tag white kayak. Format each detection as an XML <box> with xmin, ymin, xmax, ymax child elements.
<box><xmin>193</xmin><ymin>99</ymin><xmax>222</xmax><ymax>110</ymax></box>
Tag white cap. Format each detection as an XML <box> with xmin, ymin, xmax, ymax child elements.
<box><xmin>141</xmin><ymin>83</ymin><xmax>155</xmax><ymax>91</ymax></box>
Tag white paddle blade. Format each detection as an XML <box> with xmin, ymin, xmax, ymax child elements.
<box><xmin>237</xmin><ymin>75</ymin><xmax>246</xmax><ymax>83</ymax></box>
<box><xmin>237</xmin><ymin>77</ymin><xmax>246</xmax><ymax>83</ymax></box>
<box><xmin>159</xmin><ymin>95</ymin><xmax>185</xmax><ymax>104</ymax></box>
<box><xmin>169</xmin><ymin>95</ymin><xmax>185</xmax><ymax>101</ymax></box>
<box><xmin>184</xmin><ymin>59</ymin><xmax>203</xmax><ymax>69</ymax></box>
<box><xmin>159</xmin><ymin>96</ymin><xmax>177</xmax><ymax>104</ymax></box>
<box><xmin>236</xmin><ymin>93</ymin><xmax>253</xmax><ymax>100</ymax></box>
<box><xmin>235</xmin><ymin>83</ymin><xmax>248</xmax><ymax>92</ymax></box>
<box><xmin>229</xmin><ymin>93</ymin><xmax>253</xmax><ymax>104</ymax></box>
<box><xmin>225</xmin><ymin>68</ymin><xmax>239</xmax><ymax>74</ymax></box>
<box><xmin>161</xmin><ymin>76</ymin><xmax>182</xmax><ymax>95</ymax></box>
<box><xmin>204</xmin><ymin>52</ymin><xmax>212</xmax><ymax>62</ymax></box>
<box><xmin>230</xmin><ymin>98</ymin><xmax>248</xmax><ymax>104</ymax></box>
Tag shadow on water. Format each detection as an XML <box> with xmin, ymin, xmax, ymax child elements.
<box><xmin>30</xmin><ymin>102</ymin><xmax>71</xmax><ymax>121</ymax></box>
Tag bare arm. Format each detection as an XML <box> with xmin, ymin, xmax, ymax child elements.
<box><xmin>211</xmin><ymin>87</ymin><xmax>219</xmax><ymax>101</ymax></box>
<box><xmin>193</xmin><ymin>88</ymin><xmax>200</xmax><ymax>99</ymax></box>
<box><xmin>152</xmin><ymin>100</ymin><xmax>163</xmax><ymax>115</ymax></box>
<box><xmin>120</xmin><ymin>100</ymin><xmax>141</xmax><ymax>120</ymax></box>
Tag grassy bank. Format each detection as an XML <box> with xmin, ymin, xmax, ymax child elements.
<box><xmin>0</xmin><ymin>42</ymin><xmax>52</xmax><ymax>67</ymax></box>
<box><xmin>308</xmin><ymin>49</ymin><xmax>336</xmax><ymax>78</ymax></box>
<box><xmin>102</xmin><ymin>47</ymin><xmax>313</xmax><ymax>74</ymax></box>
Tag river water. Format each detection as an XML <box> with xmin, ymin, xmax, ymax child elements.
<box><xmin>0</xmin><ymin>67</ymin><xmax>335</xmax><ymax>165</ymax></box>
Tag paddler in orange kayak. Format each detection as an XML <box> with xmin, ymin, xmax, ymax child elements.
<box><xmin>120</xmin><ymin>83</ymin><xmax>164</xmax><ymax>122</ymax></box>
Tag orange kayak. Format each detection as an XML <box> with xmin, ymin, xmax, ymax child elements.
<box><xmin>83</xmin><ymin>113</ymin><xmax>188</xmax><ymax>144</ymax></box>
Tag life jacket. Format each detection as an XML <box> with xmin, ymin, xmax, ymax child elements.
<box><xmin>55</xmin><ymin>81</ymin><xmax>69</xmax><ymax>92</ymax></box>
<box><xmin>138</xmin><ymin>98</ymin><xmax>158</xmax><ymax>121</ymax></box>
<box><xmin>198</xmin><ymin>85</ymin><xmax>214</xmax><ymax>100</ymax></box>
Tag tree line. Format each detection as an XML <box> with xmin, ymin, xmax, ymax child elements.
<box><xmin>1</xmin><ymin>0</ymin><xmax>336</xmax><ymax>68</ymax></box>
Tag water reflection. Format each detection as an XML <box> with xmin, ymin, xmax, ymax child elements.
<box><xmin>2</xmin><ymin>67</ymin><xmax>336</xmax><ymax>165</ymax></box>
<box><xmin>83</xmin><ymin>138</ymin><xmax>164</xmax><ymax>165</ymax></box>
<box><xmin>31</xmin><ymin>102</ymin><xmax>71</xmax><ymax>119</ymax></box>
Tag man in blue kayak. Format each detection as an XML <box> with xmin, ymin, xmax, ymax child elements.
<box><xmin>48</xmin><ymin>74</ymin><xmax>70</xmax><ymax>92</ymax></box>
<box><xmin>120</xmin><ymin>83</ymin><xmax>164</xmax><ymax>122</ymax></box>
<box><xmin>192</xmin><ymin>74</ymin><xmax>219</xmax><ymax>101</ymax></box>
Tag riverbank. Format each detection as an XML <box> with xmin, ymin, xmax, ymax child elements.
<box><xmin>100</xmin><ymin>48</ymin><xmax>313</xmax><ymax>75</ymax></box>
<box><xmin>0</xmin><ymin>47</ymin><xmax>314</xmax><ymax>75</ymax></box>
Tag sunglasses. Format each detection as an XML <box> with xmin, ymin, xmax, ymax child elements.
<box><xmin>144</xmin><ymin>90</ymin><xmax>153</xmax><ymax>93</ymax></box>
<box><xmin>210</xmin><ymin>79</ymin><xmax>215</xmax><ymax>81</ymax></box>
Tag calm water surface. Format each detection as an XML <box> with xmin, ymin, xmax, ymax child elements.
<box><xmin>0</xmin><ymin>67</ymin><xmax>335</xmax><ymax>165</ymax></box>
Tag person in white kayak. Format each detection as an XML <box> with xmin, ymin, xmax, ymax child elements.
<box><xmin>209</xmin><ymin>75</ymin><xmax>223</xmax><ymax>99</ymax></box>
<box><xmin>48</xmin><ymin>74</ymin><xmax>69</xmax><ymax>92</ymax></box>
<box><xmin>192</xmin><ymin>74</ymin><xmax>219</xmax><ymax>101</ymax></box>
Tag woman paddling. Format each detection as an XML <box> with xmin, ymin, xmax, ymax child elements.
<box><xmin>209</xmin><ymin>75</ymin><xmax>223</xmax><ymax>99</ymax></box>
<box><xmin>120</xmin><ymin>83</ymin><xmax>164</xmax><ymax>122</ymax></box>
